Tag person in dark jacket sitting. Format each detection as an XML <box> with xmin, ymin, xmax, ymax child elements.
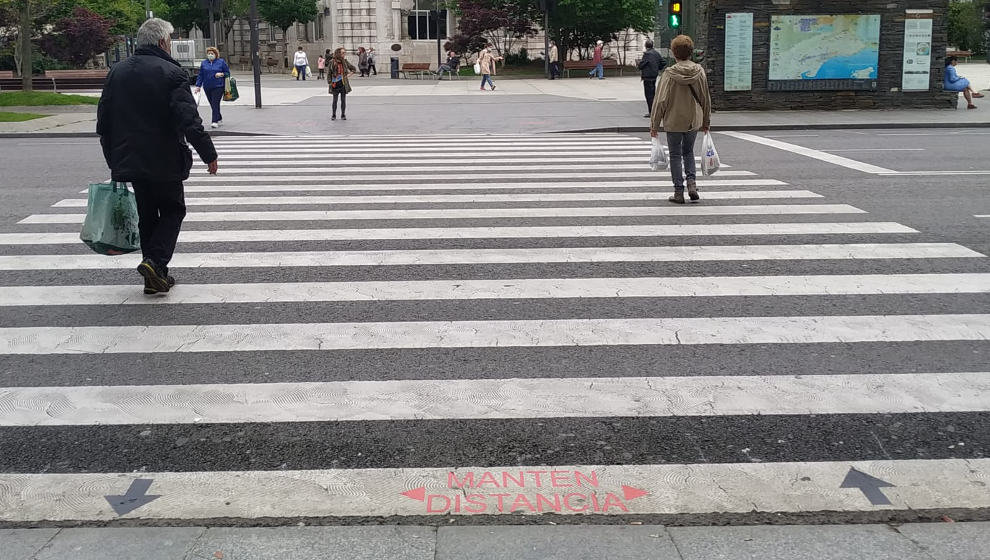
<box><xmin>96</xmin><ymin>17</ymin><xmax>219</xmax><ymax>295</ymax></box>
<box><xmin>638</xmin><ymin>40</ymin><xmax>666</xmax><ymax>118</ymax></box>
<box><xmin>194</xmin><ymin>46</ymin><xmax>230</xmax><ymax>128</ymax></box>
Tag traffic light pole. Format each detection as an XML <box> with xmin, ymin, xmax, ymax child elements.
<box><xmin>250</xmin><ymin>0</ymin><xmax>262</xmax><ymax>108</ymax></box>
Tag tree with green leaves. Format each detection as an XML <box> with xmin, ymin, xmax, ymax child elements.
<box><xmin>257</xmin><ymin>0</ymin><xmax>317</xmax><ymax>68</ymax></box>
<box><xmin>948</xmin><ymin>0</ymin><xmax>987</xmax><ymax>55</ymax></box>
<box><xmin>549</xmin><ymin>0</ymin><xmax>654</xmax><ymax>62</ymax></box>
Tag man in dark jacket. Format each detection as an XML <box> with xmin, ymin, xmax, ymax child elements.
<box><xmin>637</xmin><ymin>40</ymin><xmax>666</xmax><ymax>118</ymax></box>
<box><xmin>97</xmin><ymin>18</ymin><xmax>218</xmax><ymax>295</ymax></box>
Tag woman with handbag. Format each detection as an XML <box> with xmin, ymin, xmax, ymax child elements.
<box><xmin>478</xmin><ymin>44</ymin><xmax>502</xmax><ymax>91</ymax></box>
<box><xmin>327</xmin><ymin>47</ymin><xmax>357</xmax><ymax>121</ymax></box>
<box><xmin>194</xmin><ymin>46</ymin><xmax>230</xmax><ymax>128</ymax></box>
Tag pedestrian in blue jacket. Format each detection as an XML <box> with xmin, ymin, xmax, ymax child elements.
<box><xmin>194</xmin><ymin>46</ymin><xmax>230</xmax><ymax>128</ymax></box>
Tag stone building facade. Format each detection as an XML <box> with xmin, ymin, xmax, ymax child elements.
<box><xmin>215</xmin><ymin>0</ymin><xmax>647</xmax><ymax>71</ymax></box>
<box><xmin>700</xmin><ymin>0</ymin><xmax>957</xmax><ymax>110</ymax></box>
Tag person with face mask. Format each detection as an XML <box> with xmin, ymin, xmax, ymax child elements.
<box><xmin>97</xmin><ymin>18</ymin><xmax>218</xmax><ymax>295</ymax></box>
<box><xmin>194</xmin><ymin>47</ymin><xmax>230</xmax><ymax>128</ymax></box>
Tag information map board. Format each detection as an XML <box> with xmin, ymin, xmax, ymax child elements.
<box><xmin>768</xmin><ymin>14</ymin><xmax>881</xmax><ymax>91</ymax></box>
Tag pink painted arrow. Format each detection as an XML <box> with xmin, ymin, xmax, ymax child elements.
<box><xmin>621</xmin><ymin>485</ymin><xmax>648</xmax><ymax>501</ymax></box>
<box><xmin>401</xmin><ymin>486</ymin><xmax>426</xmax><ymax>501</ymax></box>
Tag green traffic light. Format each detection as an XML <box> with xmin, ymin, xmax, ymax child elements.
<box><xmin>669</xmin><ymin>14</ymin><xmax>680</xmax><ymax>27</ymax></box>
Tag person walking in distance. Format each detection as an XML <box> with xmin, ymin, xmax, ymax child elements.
<box><xmin>548</xmin><ymin>40</ymin><xmax>561</xmax><ymax>80</ymax></box>
<box><xmin>650</xmin><ymin>34</ymin><xmax>711</xmax><ymax>204</ymax></box>
<box><xmin>317</xmin><ymin>53</ymin><xmax>326</xmax><ymax>80</ymax></box>
<box><xmin>96</xmin><ymin>18</ymin><xmax>218</xmax><ymax>294</ymax></box>
<box><xmin>368</xmin><ymin>48</ymin><xmax>377</xmax><ymax>76</ymax></box>
<box><xmin>294</xmin><ymin>46</ymin><xmax>309</xmax><ymax>80</ymax></box>
<box><xmin>588</xmin><ymin>40</ymin><xmax>604</xmax><ymax>79</ymax></box>
<box><xmin>478</xmin><ymin>45</ymin><xmax>502</xmax><ymax>91</ymax></box>
<box><xmin>327</xmin><ymin>47</ymin><xmax>357</xmax><ymax>120</ymax></box>
<box><xmin>358</xmin><ymin>47</ymin><xmax>371</xmax><ymax>77</ymax></box>
<box><xmin>637</xmin><ymin>40</ymin><xmax>665</xmax><ymax>118</ymax></box>
<box><xmin>194</xmin><ymin>46</ymin><xmax>230</xmax><ymax>129</ymax></box>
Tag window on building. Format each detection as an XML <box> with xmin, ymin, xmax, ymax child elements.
<box><xmin>407</xmin><ymin>0</ymin><xmax>447</xmax><ymax>40</ymax></box>
<box><xmin>316</xmin><ymin>15</ymin><xmax>325</xmax><ymax>40</ymax></box>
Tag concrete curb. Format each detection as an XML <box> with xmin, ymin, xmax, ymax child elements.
<box><xmin>0</xmin><ymin>130</ymin><xmax>266</xmax><ymax>139</ymax></box>
<box><xmin>559</xmin><ymin>121</ymin><xmax>990</xmax><ymax>134</ymax></box>
<box><xmin>4</xmin><ymin>121</ymin><xmax>988</xmax><ymax>138</ymax></box>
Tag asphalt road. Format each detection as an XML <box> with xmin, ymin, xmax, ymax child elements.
<box><xmin>0</xmin><ymin>129</ymin><xmax>988</xmax><ymax>527</ymax></box>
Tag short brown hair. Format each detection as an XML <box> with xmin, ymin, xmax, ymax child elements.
<box><xmin>206</xmin><ymin>46</ymin><xmax>220</xmax><ymax>58</ymax></box>
<box><xmin>671</xmin><ymin>35</ymin><xmax>694</xmax><ymax>61</ymax></box>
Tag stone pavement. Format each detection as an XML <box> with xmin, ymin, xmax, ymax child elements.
<box><xmin>2</xmin><ymin>522</ymin><xmax>987</xmax><ymax>559</ymax></box>
<box><xmin>2</xmin><ymin>61</ymin><xmax>989</xmax><ymax>135</ymax></box>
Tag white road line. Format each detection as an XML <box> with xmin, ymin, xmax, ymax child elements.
<box><xmin>181</xmin><ymin>171</ymin><xmax>758</xmax><ymax>183</ymax></box>
<box><xmin>2</xmin><ymin>372</ymin><xmax>988</xmax><ymax>426</ymax></box>
<box><xmin>2</xmin><ymin>274</ymin><xmax>986</xmax><ymax>307</ymax></box>
<box><xmin>213</xmin><ymin>146</ymin><xmax>649</xmax><ymax>154</ymax></box>
<box><xmin>52</xmin><ymin>191</ymin><xmax>821</xmax><ymax>208</ymax></box>
<box><xmin>879</xmin><ymin>171</ymin><xmax>990</xmax><ymax>176</ymax></box>
<box><xmin>0</xmin><ymin>244</ymin><xmax>979</xmax><ymax>271</ymax></box>
<box><xmin>976</xmin><ymin>215</ymin><xmax>989</xmax><ymax>218</ymax></box>
<box><xmin>826</xmin><ymin>149</ymin><xmax>925</xmax><ymax>152</ymax></box>
<box><xmin>1</xmin><ymin>314</ymin><xmax>988</xmax><ymax>354</ymax></box>
<box><xmin>760</xmin><ymin>134</ymin><xmax>820</xmax><ymax>138</ymax></box>
<box><xmin>169</xmin><ymin>179</ymin><xmax>788</xmax><ymax>193</ymax></box>
<box><xmin>20</xmin><ymin>204</ymin><xmax>866</xmax><ymax>224</ymax></box>
<box><xmin>2</xmin><ymin>459</ymin><xmax>988</xmax><ymax>520</ymax></box>
<box><xmin>0</xmin><ymin>222</ymin><xmax>918</xmax><ymax>246</ymax></box>
<box><xmin>189</xmin><ymin>164</ymin><xmax>694</xmax><ymax>174</ymax></box>
<box><xmin>719</xmin><ymin>131</ymin><xmax>897</xmax><ymax>174</ymax></box>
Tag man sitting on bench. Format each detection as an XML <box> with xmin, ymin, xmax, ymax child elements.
<box><xmin>436</xmin><ymin>50</ymin><xmax>460</xmax><ymax>79</ymax></box>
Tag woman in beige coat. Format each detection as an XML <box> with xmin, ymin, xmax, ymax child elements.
<box><xmin>478</xmin><ymin>45</ymin><xmax>503</xmax><ymax>91</ymax></box>
<box><xmin>649</xmin><ymin>35</ymin><xmax>711</xmax><ymax>204</ymax></box>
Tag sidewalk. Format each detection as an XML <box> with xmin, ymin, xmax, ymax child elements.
<box><xmin>3</xmin><ymin>522</ymin><xmax>986</xmax><ymax>559</ymax></box>
<box><xmin>2</xmin><ymin>61</ymin><xmax>989</xmax><ymax>136</ymax></box>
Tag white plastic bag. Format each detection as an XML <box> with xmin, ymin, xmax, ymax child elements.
<box><xmin>473</xmin><ymin>62</ymin><xmax>482</xmax><ymax>75</ymax></box>
<box><xmin>701</xmin><ymin>132</ymin><xmax>721</xmax><ymax>176</ymax></box>
<box><xmin>649</xmin><ymin>136</ymin><xmax>669</xmax><ymax>171</ymax></box>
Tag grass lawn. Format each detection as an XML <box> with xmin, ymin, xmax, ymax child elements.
<box><xmin>0</xmin><ymin>111</ymin><xmax>47</xmax><ymax>122</ymax></box>
<box><xmin>0</xmin><ymin>91</ymin><xmax>99</xmax><ymax>106</ymax></box>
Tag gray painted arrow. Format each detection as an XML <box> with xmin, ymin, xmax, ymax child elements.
<box><xmin>105</xmin><ymin>478</ymin><xmax>160</xmax><ymax>516</ymax></box>
<box><xmin>840</xmin><ymin>468</ymin><xmax>895</xmax><ymax>505</ymax></box>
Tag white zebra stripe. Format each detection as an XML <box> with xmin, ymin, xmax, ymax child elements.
<box><xmin>0</xmin><ymin>243</ymin><xmax>975</xmax><ymax>271</ymax></box>
<box><xmin>0</xmin><ymin>222</ymin><xmax>917</xmax><ymax>246</ymax></box>
<box><xmin>2</xmin><ymin>274</ymin><xmax>986</xmax><ymax>307</ymax></box>
<box><xmin>0</xmin><ymin>314</ymin><xmax>987</xmax><ymax>354</ymax></box>
<box><xmin>19</xmin><ymin>204</ymin><xmax>866</xmax><ymax>224</ymax></box>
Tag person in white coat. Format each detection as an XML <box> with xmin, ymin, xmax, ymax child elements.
<box><xmin>293</xmin><ymin>47</ymin><xmax>309</xmax><ymax>81</ymax></box>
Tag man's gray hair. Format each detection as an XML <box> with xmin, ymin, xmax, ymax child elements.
<box><xmin>136</xmin><ymin>18</ymin><xmax>174</xmax><ymax>48</ymax></box>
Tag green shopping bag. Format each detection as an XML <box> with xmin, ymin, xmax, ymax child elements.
<box><xmin>224</xmin><ymin>76</ymin><xmax>239</xmax><ymax>102</ymax></box>
<box><xmin>80</xmin><ymin>181</ymin><xmax>141</xmax><ymax>255</ymax></box>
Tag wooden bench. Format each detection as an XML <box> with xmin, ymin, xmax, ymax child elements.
<box><xmin>43</xmin><ymin>69</ymin><xmax>107</xmax><ymax>91</ymax></box>
<box><xmin>400</xmin><ymin>62</ymin><xmax>431</xmax><ymax>79</ymax></box>
<box><xmin>0</xmin><ymin>71</ymin><xmax>14</xmax><ymax>79</ymax></box>
<box><xmin>947</xmin><ymin>50</ymin><xmax>973</xmax><ymax>62</ymax></box>
<box><xmin>564</xmin><ymin>59</ymin><xmax>623</xmax><ymax>78</ymax></box>
<box><xmin>0</xmin><ymin>77</ymin><xmax>57</xmax><ymax>91</ymax></box>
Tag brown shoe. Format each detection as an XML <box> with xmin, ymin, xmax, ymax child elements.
<box><xmin>687</xmin><ymin>180</ymin><xmax>699</xmax><ymax>202</ymax></box>
<box><xmin>668</xmin><ymin>191</ymin><xmax>685</xmax><ymax>204</ymax></box>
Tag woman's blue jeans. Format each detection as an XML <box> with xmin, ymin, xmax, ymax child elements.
<box><xmin>481</xmin><ymin>74</ymin><xmax>495</xmax><ymax>89</ymax></box>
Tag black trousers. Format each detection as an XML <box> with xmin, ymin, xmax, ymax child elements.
<box><xmin>332</xmin><ymin>89</ymin><xmax>347</xmax><ymax>116</ymax></box>
<box><xmin>644</xmin><ymin>77</ymin><xmax>657</xmax><ymax>113</ymax></box>
<box><xmin>550</xmin><ymin>62</ymin><xmax>561</xmax><ymax>79</ymax></box>
<box><xmin>131</xmin><ymin>180</ymin><xmax>186</xmax><ymax>271</ymax></box>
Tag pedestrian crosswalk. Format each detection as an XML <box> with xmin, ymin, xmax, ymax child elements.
<box><xmin>1</xmin><ymin>133</ymin><xmax>988</xmax><ymax>523</ymax></box>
